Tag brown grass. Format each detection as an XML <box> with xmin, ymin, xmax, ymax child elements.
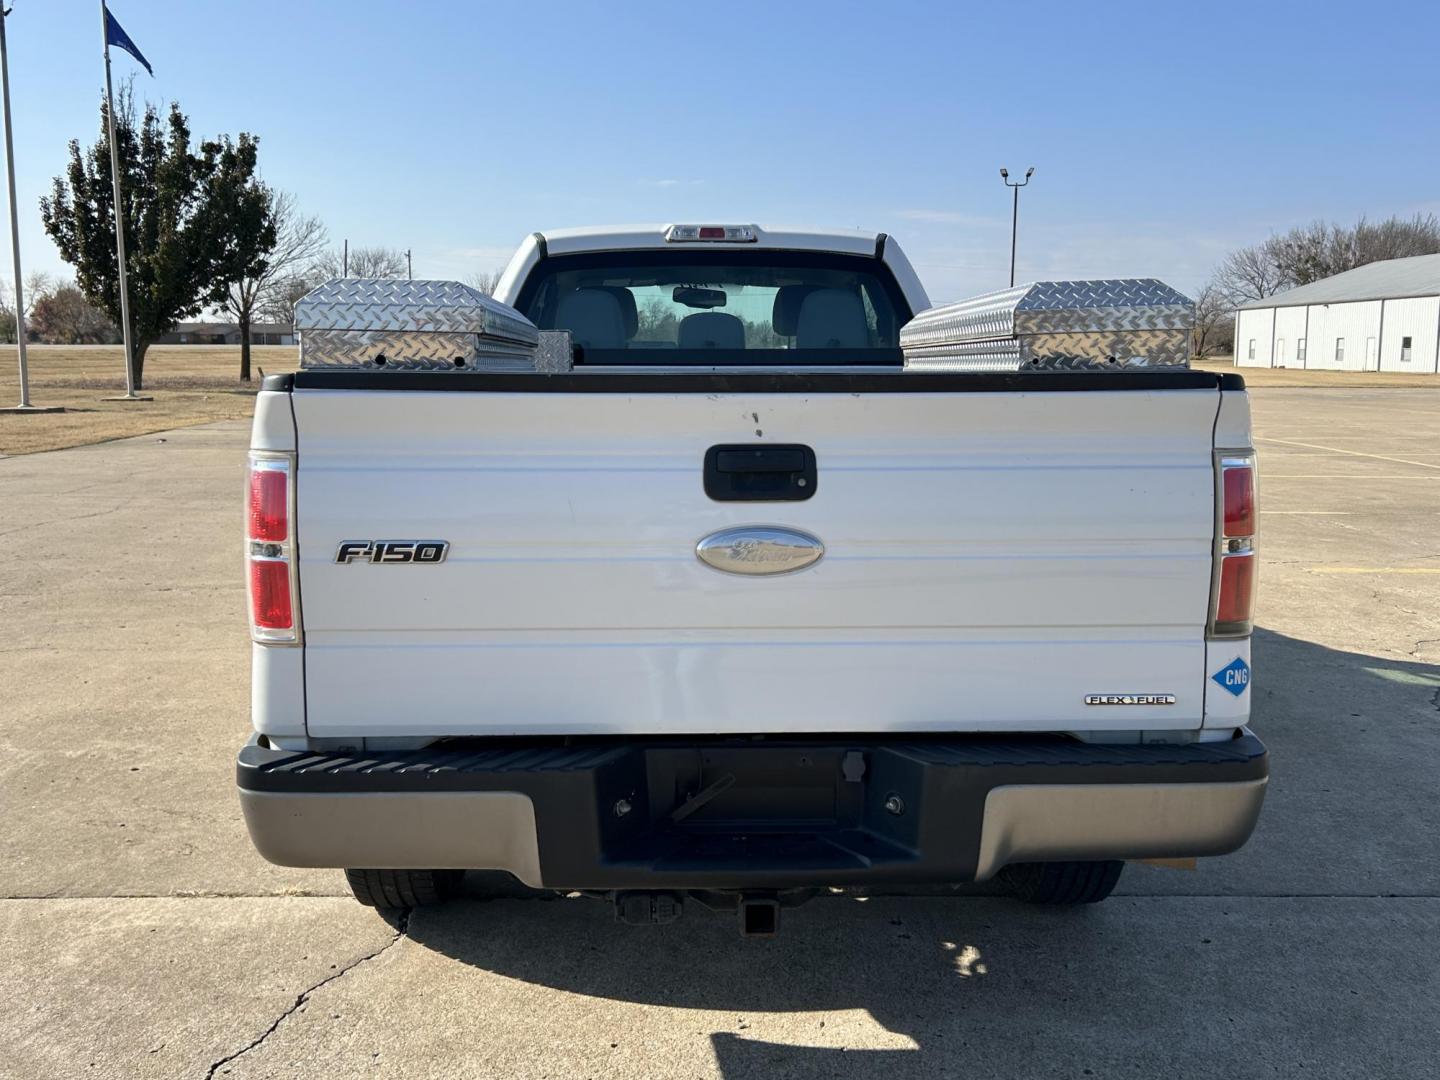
<box><xmin>1193</xmin><ymin>356</ymin><xmax>1440</xmax><ymax>388</ymax></box>
<box><xmin>4</xmin><ymin>345</ymin><xmax>1435</xmax><ymax>456</ymax></box>
<box><xmin>0</xmin><ymin>344</ymin><xmax>298</xmax><ymax>455</ymax></box>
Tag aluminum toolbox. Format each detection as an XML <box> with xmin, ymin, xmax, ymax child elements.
<box><xmin>902</xmin><ymin>279</ymin><xmax>1194</xmax><ymax>372</ymax></box>
<box><xmin>295</xmin><ymin>279</ymin><xmax>571</xmax><ymax>372</ymax></box>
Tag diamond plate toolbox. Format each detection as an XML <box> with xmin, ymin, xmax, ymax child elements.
<box><xmin>295</xmin><ymin>278</ymin><xmax>569</xmax><ymax>372</ymax></box>
<box><xmin>902</xmin><ymin>279</ymin><xmax>1194</xmax><ymax>372</ymax></box>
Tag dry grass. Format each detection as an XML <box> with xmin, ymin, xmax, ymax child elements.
<box><xmin>0</xmin><ymin>344</ymin><xmax>298</xmax><ymax>455</ymax></box>
<box><xmin>1193</xmin><ymin>356</ymin><xmax>1440</xmax><ymax>387</ymax></box>
<box><xmin>4</xmin><ymin>345</ymin><xmax>1435</xmax><ymax>456</ymax></box>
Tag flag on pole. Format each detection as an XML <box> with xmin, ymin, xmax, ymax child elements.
<box><xmin>104</xmin><ymin>5</ymin><xmax>152</xmax><ymax>76</ymax></box>
<box><xmin>100</xmin><ymin>0</ymin><xmax>154</xmax><ymax>400</ymax></box>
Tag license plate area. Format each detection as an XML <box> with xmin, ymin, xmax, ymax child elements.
<box><xmin>645</xmin><ymin>745</ymin><xmax>860</xmax><ymax>828</ymax></box>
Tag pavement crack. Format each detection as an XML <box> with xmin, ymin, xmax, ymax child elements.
<box><xmin>202</xmin><ymin>908</ymin><xmax>410</xmax><ymax>1079</ymax></box>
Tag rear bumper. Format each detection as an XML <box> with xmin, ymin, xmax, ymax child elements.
<box><xmin>237</xmin><ymin>732</ymin><xmax>1268</xmax><ymax>889</ymax></box>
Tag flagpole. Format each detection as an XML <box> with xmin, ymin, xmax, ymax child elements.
<box><xmin>0</xmin><ymin>4</ymin><xmax>58</xmax><ymax>414</ymax></box>
<box><xmin>100</xmin><ymin>0</ymin><xmax>145</xmax><ymax>402</ymax></box>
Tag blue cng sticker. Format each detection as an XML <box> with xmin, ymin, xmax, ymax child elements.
<box><xmin>1213</xmin><ymin>657</ymin><xmax>1251</xmax><ymax>697</ymax></box>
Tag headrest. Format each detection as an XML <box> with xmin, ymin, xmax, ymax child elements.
<box><xmin>678</xmin><ymin>311</ymin><xmax>745</xmax><ymax>349</ymax></box>
<box><xmin>594</xmin><ymin>286</ymin><xmax>638</xmax><ymax>339</ymax></box>
<box><xmin>555</xmin><ymin>288</ymin><xmax>627</xmax><ymax>350</ymax></box>
<box><xmin>771</xmin><ymin>285</ymin><xmax>817</xmax><ymax>337</ymax></box>
<box><xmin>796</xmin><ymin>288</ymin><xmax>869</xmax><ymax>349</ymax></box>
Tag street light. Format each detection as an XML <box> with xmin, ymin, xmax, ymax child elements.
<box><xmin>1000</xmin><ymin>166</ymin><xmax>1034</xmax><ymax>288</ymax></box>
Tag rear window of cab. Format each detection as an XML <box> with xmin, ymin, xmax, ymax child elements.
<box><xmin>516</xmin><ymin>250</ymin><xmax>911</xmax><ymax>365</ymax></box>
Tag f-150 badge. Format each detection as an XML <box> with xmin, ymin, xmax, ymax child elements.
<box><xmin>696</xmin><ymin>526</ymin><xmax>823</xmax><ymax>576</ymax></box>
<box><xmin>335</xmin><ymin>540</ymin><xmax>449</xmax><ymax>564</ymax></box>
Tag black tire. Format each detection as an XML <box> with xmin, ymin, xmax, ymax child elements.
<box><xmin>1000</xmin><ymin>860</ymin><xmax>1124</xmax><ymax>905</ymax></box>
<box><xmin>344</xmin><ymin>868</ymin><xmax>463</xmax><ymax>909</ymax></box>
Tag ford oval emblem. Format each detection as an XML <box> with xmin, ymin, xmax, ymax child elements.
<box><xmin>696</xmin><ymin>526</ymin><xmax>824</xmax><ymax>576</ymax></box>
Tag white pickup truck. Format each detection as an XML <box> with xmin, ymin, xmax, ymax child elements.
<box><xmin>237</xmin><ymin>224</ymin><xmax>1266</xmax><ymax>933</ymax></box>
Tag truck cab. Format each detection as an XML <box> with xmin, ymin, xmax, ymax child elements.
<box><xmin>237</xmin><ymin>224</ymin><xmax>1266</xmax><ymax>929</ymax></box>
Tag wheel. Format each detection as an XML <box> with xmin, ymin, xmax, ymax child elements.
<box><xmin>344</xmin><ymin>868</ymin><xmax>463</xmax><ymax>909</ymax></box>
<box><xmin>1000</xmin><ymin>860</ymin><xmax>1124</xmax><ymax>905</ymax></box>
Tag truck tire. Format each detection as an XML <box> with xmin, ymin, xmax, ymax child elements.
<box><xmin>344</xmin><ymin>868</ymin><xmax>463</xmax><ymax>909</ymax></box>
<box><xmin>1000</xmin><ymin>860</ymin><xmax>1124</xmax><ymax>905</ymax></box>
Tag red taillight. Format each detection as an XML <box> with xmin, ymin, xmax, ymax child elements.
<box><xmin>1223</xmin><ymin>466</ymin><xmax>1254</xmax><ymax>537</ymax></box>
<box><xmin>249</xmin><ymin>559</ymin><xmax>293</xmax><ymax>629</ymax></box>
<box><xmin>249</xmin><ymin>468</ymin><xmax>288</xmax><ymax>541</ymax></box>
<box><xmin>1215</xmin><ymin>552</ymin><xmax>1255</xmax><ymax>629</ymax></box>
<box><xmin>698</xmin><ymin>226</ymin><xmax>726</xmax><ymax>239</ymax></box>
<box><xmin>247</xmin><ymin>453</ymin><xmax>299</xmax><ymax>643</ymax></box>
<box><xmin>1211</xmin><ymin>452</ymin><xmax>1257</xmax><ymax>637</ymax></box>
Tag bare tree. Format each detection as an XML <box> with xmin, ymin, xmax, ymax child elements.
<box><xmin>350</xmin><ymin>246</ymin><xmax>407</xmax><ymax>279</ymax></box>
<box><xmin>1354</xmin><ymin>213</ymin><xmax>1440</xmax><ymax>263</ymax></box>
<box><xmin>1269</xmin><ymin>214</ymin><xmax>1440</xmax><ymax>286</ymax></box>
<box><xmin>1191</xmin><ymin>280</ymin><xmax>1234</xmax><ymax>358</ymax></box>
<box><xmin>259</xmin><ymin>275</ymin><xmax>315</xmax><ymax>332</ymax></box>
<box><xmin>221</xmin><ymin>190</ymin><xmax>327</xmax><ymax>380</ymax></box>
<box><xmin>1266</xmin><ymin>221</ymin><xmax>1337</xmax><ymax>289</ymax></box>
<box><xmin>0</xmin><ymin>273</ymin><xmax>57</xmax><ymax>342</ymax></box>
<box><xmin>465</xmin><ymin>269</ymin><xmax>505</xmax><ymax>296</ymax></box>
<box><xmin>1216</xmin><ymin>213</ymin><xmax>1440</xmax><ymax>306</ymax></box>
<box><xmin>313</xmin><ymin>245</ymin><xmax>407</xmax><ymax>281</ymax></box>
<box><xmin>28</xmin><ymin>279</ymin><xmax>119</xmax><ymax>344</ymax></box>
<box><xmin>24</xmin><ymin>270</ymin><xmax>53</xmax><ymax>312</ymax></box>
<box><xmin>1215</xmin><ymin>240</ymin><xmax>1290</xmax><ymax>305</ymax></box>
<box><xmin>258</xmin><ymin>244</ymin><xmax>405</xmax><ymax>333</ymax></box>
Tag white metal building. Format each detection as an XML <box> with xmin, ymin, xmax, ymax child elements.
<box><xmin>1235</xmin><ymin>253</ymin><xmax>1440</xmax><ymax>372</ymax></box>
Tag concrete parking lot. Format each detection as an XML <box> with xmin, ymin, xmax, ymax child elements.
<box><xmin>3</xmin><ymin>386</ymin><xmax>1439</xmax><ymax>1079</ymax></box>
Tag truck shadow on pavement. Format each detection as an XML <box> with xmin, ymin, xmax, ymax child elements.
<box><xmin>398</xmin><ymin>626</ymin><xmax>1440</xmax><ymax>1078</ymax></box>
<box><xmin>407</xmin><ymin>890</ymin><xmax>1121</xmax><ymax>1078</ymax></box>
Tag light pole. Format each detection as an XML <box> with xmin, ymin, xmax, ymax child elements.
<box><xmin>1000</xmin><ymin>166</ymin><xmax>1034</xmax><ymax>288</ymax></box>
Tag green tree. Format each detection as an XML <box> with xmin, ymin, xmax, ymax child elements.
<box><xmin>40</xmin><ymin>85</ymin><xmax>270</xmax><ymax>389</ymax></box>
<box><xmin>209</xmin><ymin>169</ymin><xmax>275</xmax><ymax>382</ymax></box>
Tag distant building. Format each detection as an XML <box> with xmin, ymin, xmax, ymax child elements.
<box><xmin>1235</xmin><ymin>253</ymin><xmax>1440</xmax><ymax>372</ymax></box>
<box><xmin>155</xmin><ymin>321</ymin><xmax>295</xmax><ymax>346</ymax></box>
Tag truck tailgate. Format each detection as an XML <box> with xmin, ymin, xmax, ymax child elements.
<box><xmin>292</xmin><ymin>383</ymin><xmax>1221</xmax><ymax>737</ymax></box>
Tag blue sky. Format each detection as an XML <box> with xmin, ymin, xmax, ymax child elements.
<box><xmin>5</xmin><ymin>0</ymin><xmax>1438</xmax><ymax>302</ymax></box>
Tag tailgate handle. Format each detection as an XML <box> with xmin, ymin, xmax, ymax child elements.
<box><xmin>704</xmin><ymin>444</ymin><xmax>817</xmax><ymax>502</ymax></box>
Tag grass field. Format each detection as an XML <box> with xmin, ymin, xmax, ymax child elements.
<box><xmin>0</xmin><ymin>344</ymin><xmax>299</xmax><ymax>455</ymax></box>
<box><xmin>3</xmin><ymin>345</ymin><xmax>1436</xmax><ymax>456</ymax></box>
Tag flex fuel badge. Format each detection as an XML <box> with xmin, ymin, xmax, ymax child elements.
<box><xmin>1213</xmin><ymin>657</ymin><xmax>1250</xmax><ymax>697</ymax></box>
